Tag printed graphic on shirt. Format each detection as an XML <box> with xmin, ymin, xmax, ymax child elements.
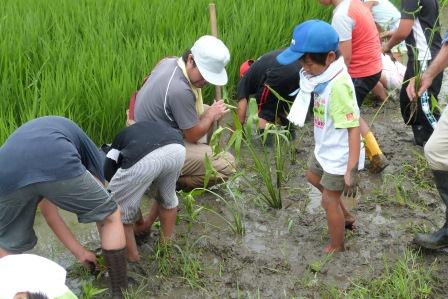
<box><xmin>313</xmin><ymin>94</ymin><xmax>326</xmax><ymax>129</ymax></box>
<box><xmin>329</xmin><ymin>77</ymin><xmax>360</xmax><ymax>129</ymax></box>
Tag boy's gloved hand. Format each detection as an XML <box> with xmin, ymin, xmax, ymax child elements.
<box><xmin>343</xmin><ymin>164</ymin><xmax>359</xmax><ymax>197</ymax></box>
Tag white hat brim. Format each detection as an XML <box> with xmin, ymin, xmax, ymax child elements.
<box><xmin>196</xmin><ymin>63</ymin><xmax>228</xmax><ymax>86</ymax></box>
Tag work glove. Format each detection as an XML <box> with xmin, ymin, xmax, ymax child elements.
<box><xmin>343</xmin><ymin>164</ymin><xmax>359</xmax><ymax>198</ymax></box>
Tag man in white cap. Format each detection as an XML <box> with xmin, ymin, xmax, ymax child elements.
<box><xmin>132</xmin><ymin>35</ymin><xmax>235</xmax><ymax>189</ymax></box>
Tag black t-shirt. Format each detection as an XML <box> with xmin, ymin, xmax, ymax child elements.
<box><xmin>236</xmin><ymin>50</ymin><xmax>301</xmax><ymax>103</ymax></box>
<box><xmin>0</xmin><ymin>116</ymin><xmax>105</xmax><ymax>196</ymax></box>
<box><xmin>401</xmin><ymin>0</ymin><xmax>441</xmax><ymax>63</ymax></box>
<box><xmin>103</xmin><ymin>121</ymin><xmax>184</xmax><ymax>181</ymax></box>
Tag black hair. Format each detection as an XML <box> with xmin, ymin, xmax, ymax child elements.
<box><xmin>27</xmin><ymin>292</ymin><xmax>49</xmax><ymax>299</ymax></box>
<box><xmin>300</xmin><ymin>49</ymin><xmax>341</xmax><ymax>66</ymax></box>
<box><xmin>181</xmin><ymin>50</ymin><xmax>192</xmax><ymax>63</ymax></box>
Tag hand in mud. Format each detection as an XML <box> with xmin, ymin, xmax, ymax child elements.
<box><xmin>76</xmin><ymin>248</ymin><xmax>97</xmax><ymax>268</ymax></box>
<box><xmin>343</xmin><ymin>165</ymin><xmax>359</xmax><ymax>198</ymax></box>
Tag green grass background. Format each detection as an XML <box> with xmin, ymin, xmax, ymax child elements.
<box><xmin>0</xmin><ymin>0</ymin><xmax>331</xmax><ymax>144</ymax></box>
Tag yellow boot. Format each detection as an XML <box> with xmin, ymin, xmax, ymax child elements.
<box><xmin>364</xmin><ymin>131</ymin><xmax>389</xmax><ymax>173</ymax></box>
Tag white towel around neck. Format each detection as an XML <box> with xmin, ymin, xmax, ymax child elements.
<box><xmin>287</xmin><ymin>57</ymin><xmax>346</xmax><ymax>127</ymax></box>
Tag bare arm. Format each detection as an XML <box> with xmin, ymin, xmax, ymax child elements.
<box><xmin>237</xmin><ymin>98</ymin><xmax>248</xmax><ymax>124</ymax></box>
<box><xmin>39</xmin><ymin>199</ymin><xmax>96</xmax><ymax>266</ymax></box>
<box><xmin>343</xmin><ymin>126</ymin><xmax>360</xmax><ymax>196</ymax></box>
<box><xmin>183</xmin><ymin>99</ymin><xmax>228</xmax><ymax>143</ymax></box>
<box><xmin>382</xmin><ymin>19</ymin><xmax>413</xmax><ymax>53</ymax></box>
<box><xmin>339</xmin><ymin>40</ymin><xmax>352</xmax><ymax>68</ymax></box>
<box><xmin>346</xmin><ymin>127</ymin><xmax>360</xmax><ymax>173</ymax></box>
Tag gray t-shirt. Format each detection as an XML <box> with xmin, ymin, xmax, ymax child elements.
<box><xmin>0</xmin><ymin>116</ymin><xmax>105</xmax><ymax>196</ymax></box>
<box><xmin>134</xmin><ymin>57</ymin><xmax>199</xmax><ymax>131</ymax></box>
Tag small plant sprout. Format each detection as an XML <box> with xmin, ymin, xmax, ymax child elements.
<box><xmin>308</xmin><ymin>252</ymin><xmax>334</xmax><ymax>273</ymax></box>
<box><xmin>80</xmin><ymin>281</ymin><xmax>107</xmax><ymax>299</ymax></box>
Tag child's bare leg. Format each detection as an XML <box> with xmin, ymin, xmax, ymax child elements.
<box><xmin>123</xmin><ymin>224</ymin><xmax>139</xmax><ymax>262</ymax></box>
<box><xmin>322</xmin><ymin>189</ymin><xmax>345</xmax><ymax>253</ymax></box>
<box><xmin>159</xmin><ymin>206</ymin><xmax>177</xmax><ymax>242</ymax></box>
<box><xmin>134</xmin><ymin>201</ymin><xmax>160</xmax><ymax>235</ymax></box>
<box><xmin>306</xmin><ymin>170</ymin><xmax>323</xmax><ymax>192</ymax></box>
<box><xmin>372</xmin><ymin>81</ymin><xmax>388</xmax><ymax>102</ymax></box>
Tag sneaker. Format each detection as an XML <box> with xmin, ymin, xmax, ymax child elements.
<box><xmin>369</xmin><ymin>154</ymin><xmax>389</xmax><ymax>173</ymax></box>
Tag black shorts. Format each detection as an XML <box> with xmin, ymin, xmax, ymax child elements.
<box><xmin>352</xmin><ymin>71</ymin><xmax>382</xmax><ymax>106</ymax></box>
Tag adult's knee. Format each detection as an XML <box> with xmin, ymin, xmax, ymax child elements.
<box><xmin>213</xmin><ymin>152</ymin><xmax>236</xmax><ymax>177</ymax></box>
<box><xmin>424</xmin><ymin>137</ymin><xmax>439</xmax><ymax>169</ymax></box>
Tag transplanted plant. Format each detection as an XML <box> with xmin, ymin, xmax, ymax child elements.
<box><xmin>80</xmin><ymin>281</ymin><xmax>107</xmax><ymax>299</ymax></box>
<box><xmin>209</xmin><ymin>98</ymin><xmax>291</xmax><ymax>209</ymax></box>
<box><xmin>151</xmin><ymin>236</ymin><xmax>206</xmax><ymax>290</ymax></box>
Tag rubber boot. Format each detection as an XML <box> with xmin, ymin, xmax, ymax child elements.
<box><xmin>103</xmin><ymin>247</ymin><xmax>128</xmax><ymax>298</ymax></box>
<box><xmin>411</xmin><ymin>125</ymin><xmax>431</xmax><ymax>147</ymax></box>
<box><xmin>414</xmin><ymin>170</ymin><xmax>448</xmax><ymax>249</ymax></box>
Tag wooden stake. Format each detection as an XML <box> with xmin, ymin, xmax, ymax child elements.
<box><xmin>209</xmin><ymin>3</ymin><xmax>222</xmax><ymax>100</ymax></box>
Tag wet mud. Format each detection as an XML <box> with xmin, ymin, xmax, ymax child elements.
<box><xmin>29</xmin><ymin>93</ymin><xmax>448</xmax><ymax>298</ymax></box>
<box><xmin>28</xmin><ymin>9</ymin><xmax>448</xmax><ymax>298</ymax></box>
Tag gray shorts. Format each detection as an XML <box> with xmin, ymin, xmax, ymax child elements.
<box><xmin>108</xmin><ymin>144</ymin><xmax>185</xmax><ymax>224</ymax></box>
<box><xmin>308</xmin><ymin>154</ymin><xmax>345</xmax><ymax>192</ymax></box>
<box><xmin>0</xmin><ymin>171</ymin><xmax>117</xmax><ymax>253</ymax></box>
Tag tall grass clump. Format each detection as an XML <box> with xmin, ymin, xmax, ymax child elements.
<box><xmin>0</xmin><ymin>0</ymin><xmax>331</xmax><ymax>144</ymax></box>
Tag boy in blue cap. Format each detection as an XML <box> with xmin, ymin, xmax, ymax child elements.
<box><xmin>277</xmin><ymin>20</ymin><xmax>364</xmax><ymax>252</ymax></box>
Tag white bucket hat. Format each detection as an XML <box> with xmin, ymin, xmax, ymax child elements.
<box><xmin>191</xmin><ymin>35</ymin><xmax>230</xmax><ymax>86</ymax></box>
<box><xmin>0</xmin><ymin>254</ymin><xmax>70</xmax><ymax>298</ymax></box>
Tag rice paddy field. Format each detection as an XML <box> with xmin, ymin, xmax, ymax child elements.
<box><xmin>0</xmin><ymin>0</ymin><xmax>331</xmax><ymax>144</ymax></box>
<box><xmin>3</xmin><ymin>0</ymin><xmax>448</xmax><ymax>298</ymax></box>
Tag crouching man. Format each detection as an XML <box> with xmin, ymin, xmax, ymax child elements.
<box><xmin>104</xmin><ymin>121</ymin><xmax>185</xmax><ymax>261</ymax></box>
<box><xmin>132</xmin><ymin>36</ymin><xmax>235</xmax><ymax>189</ymax></box>
<box><xmin>0</xmin><ymin>116</ymin><xmax>127</xmax><ymax>298</ymax></box>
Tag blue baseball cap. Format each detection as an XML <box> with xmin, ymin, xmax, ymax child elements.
<box><xmin>277</xmin><ymin>20</ymin><xmax>339</xmax><ymax>65</ymax></box>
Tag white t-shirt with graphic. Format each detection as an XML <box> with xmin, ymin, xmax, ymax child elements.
<box><xmin>313</xmin><ymin>72</ymin><xmax>365</xmax><ymax>175</ymax></box>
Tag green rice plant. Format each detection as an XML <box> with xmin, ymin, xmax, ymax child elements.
<box><xmin>308</xmin><ymin>252</ymin><xmax>334</xmax><ymax>273</ymax></box>
<box><xmin>80</xmin><ymin>281</ymin><xmax>107</xmax><ymax>299</ymax></box>
<box><xmin>373</xmin><ymin>151</ymin><xmax>436</xmax><ymax>210</ymax></box>
<box><xmin>401</xmin><ymin>151</ymin><xmax>434</xmax><ymax>190</ymax></box>
<box><xmin>404</xmin><ymin>221</ymin><xmax>432</xmax><ymax>235</ymax></box>
<box><xmin>326</xmin><ymin>249</ymin><xmax>437</xmax><ymax>298</ymax></box>
<box><xmin>178</xmin><ymin>189</ymin><xmax>205</xmax><ymax>224</ymax></box>
<box><xmin>151</xmin><ymin>237</ymin><xmax>206</xmax><ymax>290</ymax></box>
<box><xmin>152</xmin><ymin>241</ymin><xmax>175</xmax><ymax>277</ymax></box>
<box><xmin>183</xmin><ymin>184</ymin><xmax>245</xmax><ymax>236</ymax></box>
<box><xmin>173</xmin><ymin>240</ymin><xmax>205</xmax><ymax>290</ymax></box>
<box><xmin>0</xmin><ymin>0</ymin><xmax>331</xmax><ymax>145</ymax></box>
<box><xmin>123</xmin><ymin>278</ymin><xmax>150</xmax><ymax>299</ymax></box>
<box><xmin>240</xmin><ymin>99</ymin><xmax>291</xmax><ymax>209</ymax></box>
<box><xmin>208</xmin><ymin>101</ymin><xmax>290</xmax><ymax>209</ymax></box>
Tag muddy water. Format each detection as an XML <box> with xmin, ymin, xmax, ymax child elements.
<box><xmin>25</xmin><ymin>7</ymin><xmax>448</xmax><ymax>298</ymax></box>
